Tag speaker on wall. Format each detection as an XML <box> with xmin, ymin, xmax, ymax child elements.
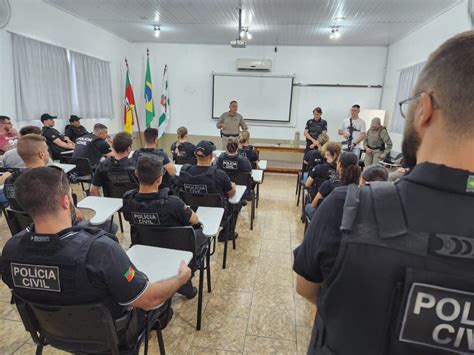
<box><xmin>0</xmin><ymin>0</ymin><xmax>11</xmax><ymax>29</ymax></box>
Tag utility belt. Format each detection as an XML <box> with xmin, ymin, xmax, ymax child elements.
<box><xmin>221</xmin><ymin>132</ymin><xmax>239</xmax><ymax>138</ymax></box>
<box><xmin>367</xmin><ymin>144</ymin><xmax>384</xmax><ymax>151</ymax></box>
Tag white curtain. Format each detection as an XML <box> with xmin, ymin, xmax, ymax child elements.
<box><xmin>390</xmin><ymin>62</ymin><xmax>425</xmax><ymax>134</ymax></box>
<box><xmin>12</xmin><ymin>33</ymin><xmax>72</xmax><ymax>122</ymax></box>
<box><xmin>70</xmin><ymin>51</ymin><xmax>114</xmax><ymax>119</ymax></box>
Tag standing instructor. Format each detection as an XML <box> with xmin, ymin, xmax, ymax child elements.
<box><xmin>216</xmin><ymin>100</ymin><xmax>248</xmax><ymax>148</ymax></box>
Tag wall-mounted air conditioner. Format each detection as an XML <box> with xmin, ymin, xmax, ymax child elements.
<box><xmin>236</xmin><ymin>58</ymin><xmax>272</xmax><ymax>71</ymax></box>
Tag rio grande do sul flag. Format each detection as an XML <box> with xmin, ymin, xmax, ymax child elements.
<box><xmin>123</xmin><ymin>64</ymin><xmax>135</xmax><ymax>134</ymax></box>
<box><xmin>144</xmin><ymin>51</ymin><xmax>155</xmax><ymax>128</ymax></box>
<box><xmin>158</xmin><ymin>65</ymin><xmax>169</xmax><ymax>138</ymax></box>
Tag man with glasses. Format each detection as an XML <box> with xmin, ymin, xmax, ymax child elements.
<box><xmin>0</xmin><ymin>116</ymin><xmax>18</xmax><ymax>155</ymax></box>
<box><xmin>41</xmin><ymin>113</ymin><xmax>75</xmax><ymax>160</ymax></box>
<box><xmin>1</xmin><ymin>167</ymin><xmax>192</xmax><ymax>351</ymax></box>
<box><xmin>337</xmin><ymin>104</ymin><xmax>366</xmax><ymax>158</ymax></box>
<box><xmin>293</xmin><ymin>31</ymin><xmax>474</xmax><ymax>354</ymax></box>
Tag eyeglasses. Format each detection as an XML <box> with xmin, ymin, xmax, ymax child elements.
<box><xmin>399</xmin><ymin>91</ymin><xmax>440</xmax><ymax>119</ymax></box>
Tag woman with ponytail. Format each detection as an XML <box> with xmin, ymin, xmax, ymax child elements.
<box><xmin>170</xmin><ymin>126</ymin><xmax>196</xmax><ymax>161</ymax></box>
<box><xmin>305</xmin><ymin>151</ymin><xmax>361</xmax><ymax>220</ymax></box>
<box><xmin>237</xmin><ymin>130</ymin><xmax>259</xmax><ymax>168</ymax></box>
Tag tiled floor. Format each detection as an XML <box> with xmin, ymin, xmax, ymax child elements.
<box><xmin>0</xmin><ymin>173</ymin><xmax>316</xmax><ymax>354</ymax></box>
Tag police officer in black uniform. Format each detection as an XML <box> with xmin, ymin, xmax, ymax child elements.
<box><xmin>216</xmin><ymin>137</ymin><xmax>252</xmax><ymax>175</ymax></box>
<box><xmin>90</xmin><ymin>132</ymin><xmax>137</xmax><ymax>197</ymax></box>
<box><xmin>64</xmin><ymin>115</ymin><xmax>88</xmax><ymax>143</ymax></box>
<box><xmin>178</xmin><ymin>140</ymin><xmax>239</xmax><ymax>241</ymax></box>
<box><xmin>72</xmin><ymin>123</ymin><xmax>112</xmax><ymax>167</ymax></box>
<box><xmin>40</xmin><ymin>113</ymin><xmax>75</xmax><ymax>160</ymax></box>
<box><xmin>237</xmin><ymin>130</ymin><xmax>259</xmax><ymax>168</ymax></box>
<box><xmin>130</xmin><ymin>127</ymin><xmax>177</xmax><ymax>190</ymax></box>
<box><xmin>0</xmin><ymin>167</ymin><xmax>192</xmax><ymax>351</ymax></box>
<box><xmin>170</xmin><ymin>126</ymin><xmax>196</xmax><ymax>162</ymax></box>
<box><xmin>293</xmin><ymin>32</ymin><xmax>474</xmax><ymax>354</ymax></box>
<box><xmin>304</xmin><ymin>107</ymin><xmax>328</xmax><ymax>153</ymax></box>
<box><xmin>123</xmin><ymin>155</ymin><xmax>209</xmax><ymax>299</ymax></box>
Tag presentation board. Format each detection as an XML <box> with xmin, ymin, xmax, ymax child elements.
<box><xmin>212</xmin><ymin>73</ymin><xmax>294</xmax><ymax>123</ymax></box>
<box><xmin>294</xmin><ymin>86</ymin><xmax>384</xmax><ymax>139</ymax></box>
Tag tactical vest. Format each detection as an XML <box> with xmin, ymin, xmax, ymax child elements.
<box><xmin>4</xmin><ymin>169</ymin><xmax>25</xmax><ymax>211</ymax></box>
<box><xmin>2</xmin><ymin>227</ymin><xmax>122</xmax><ymax>313</ymax></box>
<box><xmin>131</xmin><ymin>148</ymin><xmax>172</xmax><ymax>188</ymax></box>
<box><xmin>218</xmin><ymin>153</ymin><xmax>240</xmax><ymax>172</ymax></box>
<box><xmin>309</xmin><ymin>164</ymin><xmax>336</xmax><ymax>199</ymax></box>
<box><xmin>72</xmin><ymin>133</ymin><xmax>103</xmax><ymax>166</ymax></box>
<box><xmin>179</xmin><ymin>164</ymin><xmax>218</xmax><ymax>194</ymax></box>
<box><xmin>123</xmin><ymin>189</ymin><xmax>175</xmax><ymax>227</ymax></box>
<box><xmin>312</xmin><ymin>182</ymin><xmax>474</xmax><ymax>355</ymax></box>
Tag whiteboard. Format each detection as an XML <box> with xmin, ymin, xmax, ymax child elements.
<box><xmin>295</xmin><ymin>86</ymin><xmax>383</xmax><ymax>139</ymax></box>
<box><xmin>212</xmin><ymin>74</ymin><xmax>294</xmax><ymax>123</ymax></box>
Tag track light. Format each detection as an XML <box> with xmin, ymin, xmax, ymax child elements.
<box><xmin>330</xmin><ymin>27</ymin><xmax>340</xmax><ymax>40</ymax></box>
<box><xmin>240</xmin><ymin>27</ymin><xmax>252</xmax><ymax>40</ymax></box>
<box><xmin>246</xmin><ymin>32</ymin><xmax>252</xmax><ymax>40</ymax></box>
<box><xmin>154</xmin><ymin>25</ymin><xmax>160</xmax><ymax>38</ymax></box>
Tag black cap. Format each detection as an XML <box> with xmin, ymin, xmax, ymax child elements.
<box><xmin>195</xmin><ymin>140</ymin><xmax>215</xmax><ymax>157</ymax></box>
<box><xmin>40</xmin><ymin>113</ymin><xmax>57</xmax><ymax>122</ymax></box>
<box><xmin>69</xmin><ymin>115</ymin><xmax>81</xmax><ymax>123</ymax></box>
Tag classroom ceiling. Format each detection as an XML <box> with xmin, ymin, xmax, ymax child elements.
<box><xmin>44</xmin><ymin>0</ymin><xmax>462</xmax><ymax>46</ymax></box>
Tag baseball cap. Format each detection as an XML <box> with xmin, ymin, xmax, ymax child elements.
<box><xmin>40</xmin><ymin>113</ymin><xmax>57</xmax><ymax>122</ymax></box>
<box><xmin>195</xmin><ymin>140</ymin><xmax>215</xmax><ymax>157</ymax></box>
<box><xmin>69</xmin><ymin>115</ymin><xmax>81</xmax><ymax>123</ymax></box>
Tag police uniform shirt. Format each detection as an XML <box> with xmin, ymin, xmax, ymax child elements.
<box><xmin>318</xmin><ymin>179</ymin><xmax>341</xmax><ymax>198</ymax></box>
<box><xmin>72</xmin><ymin>135</ymin><xmax>111</xmax><ymax>167</ymax></box>
<box><xmin>42</xmin><ymin>126</ymin><xmax>66</xmax><ymax>145</ymax></box>
<box><xmin>293</xmin><ymin>162</ymin><xmax>474</xmax><ymax>284</ymax></box>
<box><xmin>131</xmin><ymin>148</ymin><xmax>171</xmax><ymax>166</ymax></box>
<box><xmin>92</xmin><ymin>157</ymin><xmax>136</xmax><ymax>188</ymax></box>
<box><xmin>122</xmin><ymin>188</ymin><xmax>193</xmax><ymax>227</ymax></box>
<box><xmin>238</xmin><ymin>146</ymin><xmax>258</xmax><ymax>164</ymax></box>
<box><xmin>216</xmin><ymin>153</ymin><xmax>252</xmax><ymax>174</ymax></box>
<box><xmin>170</xmin><ymin>141</ymin><xmax>196</xmax><ymax>158</ymax></box>
<box><xmin>216</xmin><ymin>112</ymin><xmax>248</xmax><ymax>136</ymax></box>
<box><xmin>179</xmin><ymin>165</ymin><xmax>233</xmax><ymax>196</ymax></box>
<box><xmin>304</xmin><ymin>149</ymin><xmax>324</xmax><ymax>171</ymax></box>
<box><xmin>64</xmin><ymin>124</ymin><xmax>88</xmax><ymax>143</ymax></box>
<box><xmin>305</xmin><ymin>118</ymin><xmax>327</xmax><ymax>143</ymax></box>
<box><xmin>0</xmin><ymin>227</ymin><xmax>149</xmax><ymax>319</ymax></box>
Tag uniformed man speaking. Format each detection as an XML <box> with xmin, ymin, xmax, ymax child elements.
<box><xmin>1</xmin><ymin>167</ymin><xmax>192</xmax><ymax>350</ymax></box>
<box><xmin>216</xmin><ymin>100</ymin><xmax>248</xmax><ymax>148</ymax></box>
<box><xmin>293</xmin><ymin>32</ymin><xmax>474</xmax><ymax>354</ymax></box>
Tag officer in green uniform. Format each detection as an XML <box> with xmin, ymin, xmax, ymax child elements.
<box><xmin>363</xmin><ymin>117</ymin><xmax>392</xmax><ymax>166</ymax></box>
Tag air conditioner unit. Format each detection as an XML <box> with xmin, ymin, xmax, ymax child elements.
<box><xmin>236</xmin><ymin>59</ymin><xmax>272</xmax><ymax>71</ymax></box>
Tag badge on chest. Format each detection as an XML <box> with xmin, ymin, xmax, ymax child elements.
<box><xmin>11</xmin><ymin>263</ymin><xmax>61</xmax><ymax>292</ymax></box>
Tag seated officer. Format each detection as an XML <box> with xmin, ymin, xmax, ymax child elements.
<box><xmin>237</xmin><ymin>130</ymin><xmax>258</xmax><ymax>168</ymax></box>
<box><xmin>178</xmin><ymin>140</ymin><xmax>238</xmax><ymax>241</ymax></box>
<box><xmin>293</xmin><ymin>32</ymin><xmax>474</xmax><ymax>354</ymax></box>
<box><xmin>40</xmin><ymin>113</ymin><xmax>75</xmax><ymax>160</ymax></box>
<box><xmin>216</xmin><ymin>137</ymin><xmax>252</xmax><ymax>174</ymax></box>
<box><xmin>72</xmin><ymin>123</ymin><xmax>112</xmax><ymax>168</ymax></box>
<box><xmin>303</xmin><ymin>133</ymin><xmax>330</xmax><ymax>174</ymax></box>
<box><xmin>170</xmin><ymin>126</ymin><xmax>196</xmax><ymax>161</ymax></box>
<box><xmin>64</xmin><ymin>115</ymin><xmax>88</xmax><ymax>143</ymax></box>
<box><xmin>130</xmin><ymin>127</ymin><xmax>177</xmax><ymax>190</ymax></box>
<box><xmin>90</xmin><ymin>132</ymin><xmax>136</xmax><ymax>197</ymax></box>
<box><xmin>123</xmin><ymin>155</ymin><xmax>209</xmax><ymax>299</ymax></box>
<box><xmin>0</xmin><ymin>167</ymin><xmax>192</xmax><ymax>350</ymax></box>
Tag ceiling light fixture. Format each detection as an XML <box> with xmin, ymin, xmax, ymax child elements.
<box><xmin>154</xmin><ymin>25</ymin><xmax>160</xmax><ymax>38</ymax></box>
<box><xmin>330</xmin><ymin>27</ymin><xmax>340</xmax><ymax>40</ymax></box>
<box><xmin>333</xmin><ymin>16</ymin><xmax>346</xmax><ymax>21</ymax></box>
<box><xmin>240</xmin><ymin>27</ymin><xmax>252</xmax><ymax>40</ymax></box>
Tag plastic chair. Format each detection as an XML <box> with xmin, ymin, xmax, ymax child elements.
<box><xmin>12</xmin><ymin>291</ymin><xmax>166</xmax><ymax>355</ymax></box>
<box><xmin>4</xmin><ymin>208</ymin><xmax>33</xmax><ymax>236</ymax></box>
<box><xmin>131</xmin><ymin>225</ymin><xmax>210</xmax><ymax>331</ymax></box>
<box><xmin>63</xmin><ymin>157</ymin><xmax>93</xmax><ymax>195</ymax></box>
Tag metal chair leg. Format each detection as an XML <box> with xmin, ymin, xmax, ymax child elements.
<box><xmin>250</xmin><ymin>197</ymin><xmax>255</xmax><ymax>231</ymax></box>
<box><xmin>206</xmin><ymin>248</ymin><xmax>212</xmax><ymax>293</ymax></box>
<box><xmin>35</xmin><ymin>345</ymin><xmax>43</xmax><ymax>355</ymax></box>
<box><xmin>297</xmin><ymin>179</ymin><xmax>302</xmax><ymax>206</ymax></box>
<box><xmin>156</xmin><ymin>330</ymin><xmax>166</xmax><ymax>355</ymax></box>
<box><xmin>196</xmin><ymin>266</ymin><xmax>204</xmax><ymax>330</ymax></box>
<box><xmin>118</xmin><ymin>212</ymin><xmax>124</xmax><ymax>233</ymax></box>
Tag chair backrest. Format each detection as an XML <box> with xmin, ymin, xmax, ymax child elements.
<box><xmin>227</xmin><ymin>172</ymin><xmax>253</xmax><ymax>191</ymax></box>
<box><xmin>12</xmin><ymin>292</ymin><xmax>121</xmax><ymax>355</ymax></box>
<box><xmin>250</xmin><ymin>161</ymin><xmax>258</xmax><ymax>169</ymax></box>
<box><xmin>131</xmin><ymin>225</ymin><xmax>197</xmax><ymax>256</ymax></box>
<box><xmin>5</xmin><ymin>208</ymin><xmax>33</xmax><ymax>236</ymax></box>
<box><xmin>174</xmin><ymin>156</ymin><xmax>197</xmax><ymax>165</ymax></box>
<box><xmin>179</xmin><ymin>191</ymin><xmax>225</xmax><ymax>210</ymax></box>
<box><xmin>63</xmin><ymin>157</ymin><xmax>93</xmax><ymax>176</ymax></box>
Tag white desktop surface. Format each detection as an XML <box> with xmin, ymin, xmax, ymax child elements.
<box><xmin>213</xmin><ymin>150</ymin><xmax>225</xmax><ymax>157</ymax></box>
<box><xmin>127</xmin><ymin>245</ymin><xmax>193</xmax><ymax>283</ymax></box>
<box><xmin>229</xmin><ymin>185</ymin><xmax>246</xmax><ymax>204</ymax></box>
<box><xmin>196</xmin><ymin>206</ymin><xmax>224</xmax><ymax>237</ymax></box>
<box><xmin>60</xmin><ymin>150</ymin><xmax>74</xmax><ymax>155</ymax></box>
<box><xmin>53</xmin><ymin>163</ymin><xmax>76</xmax><ymax>173</ymax></box>
<box><xmin>175</xmin><ymin>164</ymin><xmax>182</xmax><ymax>176</ymax></box>
<box><xmin>259</xmin><ymin>160</ymin><xmax>267</xmax><ymax>170</ymax></box>
<box><xmin>77</xmin><ymin>196</ymin><xmax>123</xmax><ymax>225</ymax></box>
<box><xmin>252</xmin><ymin>169</ymin><xmax>263</xmax><ymax>183</ymax></box>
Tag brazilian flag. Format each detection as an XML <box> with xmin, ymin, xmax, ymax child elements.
<box><xmin>144</xmin><ymin>54</ymin><xmax>155</xmax><ymax>128</ymax></box>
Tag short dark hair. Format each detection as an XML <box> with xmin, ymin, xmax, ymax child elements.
<box><xmin>362</xmin><ymin>165</ymin><xmax>388</xmax><ymax>182</ymax></box>
<box><xmin>229</xmin><ymin>100</ymin><xmax>238</xmax><ymax>106</ymax></box>
<box><xmin>113</xmin><ymin>132</ymin><xmax>132</xmax><ymax>153</ymax></box>
<box><xmin>144</xmin><ymin>128</ymin><xmax>158</xmax><ymax>144</ymax></box>
<box><xmin>15</xmin><ymin>167</ymin><xmax>70</xmax><ymax>218</ymax></box>
<box><xmin>313</xmin><ymin>107</ymin><xmax>323</xmax><ymax>114</ymax></box>
<box><xmin>19</xmin><ymin>125</ymin><xmax>41</xmax><ymax>136</ymax></box>
<box><xmin>352</xmin><ymin>104</ymin><xmax>360</xmax><ymax>109</ymax></box>
<box><xmin>93</xmin><ymin>123</ymin><xmax>107</xmax><ymax>133</ymax></box>
<box><xmin>413</xmin><ymin>31</ymin><xmax>474</xmax><ymax>138</ymax></box>
<box><xmin>0</xmin><ymin>116</ymin><xmax>11</xmax><ymax>123</ymax></box>
<box><xmin>136</xmin><ymin>155</ymin><xmax>163</xmax><ymax>185</ymax></box>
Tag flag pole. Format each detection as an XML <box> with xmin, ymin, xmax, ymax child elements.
<box><xmin>125</xmin><ymin>58</ymin><xmax>144</xmax><ymax>148</ymax></box>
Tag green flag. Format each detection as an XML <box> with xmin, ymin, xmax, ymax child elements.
<box><xmin>144</xmin><ymin>54</ymin><xmax>155</xmax><ymax>128</ymax></box>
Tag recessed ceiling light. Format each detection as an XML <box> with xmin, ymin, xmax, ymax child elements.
<box><xmin>334</xmin><ymin>16</ymin><xmax>346</xmax><ymax>21</ymax></box>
